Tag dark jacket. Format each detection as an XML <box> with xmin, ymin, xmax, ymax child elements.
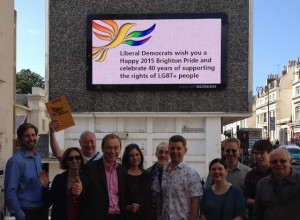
<box><xmin>42</xmin><ymin>171</ymin><xmax>70</xmax><ymax>220</ymax></box>
<box><xmin>79</xmin><ymin>158</ymin><xmax>128</xmax><ymax>220</ymax></box>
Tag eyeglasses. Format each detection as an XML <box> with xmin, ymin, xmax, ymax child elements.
<box><xmin>67</xmin><ymin>156</ymin><xmax>81</xmax><ymax>161</ymax></box>
<box><xmin>270</xmin><ymin>159</ymin><xmax>288</xmax><ymax>164</ymax></box>
<box><xmin>225</xmin><ymin>149</ymin><xmax>237</xmax><ymax>153</ymax></box>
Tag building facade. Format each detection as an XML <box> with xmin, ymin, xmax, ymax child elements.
<box><xmin>226</xmin><ymin>58</ymin><xmax>300</xmax><ymax>145</ymax></box>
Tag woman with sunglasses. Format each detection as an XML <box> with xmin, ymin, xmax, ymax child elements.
<box><xmin>200</xmin><ymin>158</ymin><xmax>246</xmax><ymax>220</ymax></box>
<box><xmin>39</xmin><ymin>147</ymin><xmax>85</xmax><ymax>220</ymax></box>
<box><xmin>122</xmin><ymin>143</ymin><xmax>151</xmax><ymax>220</ymax></box>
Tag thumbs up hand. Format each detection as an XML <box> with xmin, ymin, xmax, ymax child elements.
<box><xmin>72</xmin><ymin>176</ymin><xmax>82</xmax><ymax>196</ymax></box>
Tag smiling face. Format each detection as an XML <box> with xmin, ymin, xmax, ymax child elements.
<box><xmin>210</xmin><ymin>162</ymin><xmax>227</xmax><ymax>183</ymax></box>
<box><xmin>79</xmin><ymin>132</ymin><xmax>96</xmax><ymax>157</ymax></box>
<box><xmin>102</xmin><ymin>137</ymin><xmax>121</xmax><ymax>165</ymax></box>
<box><xmin>129</xmin><ymin>148</ymin><xmax>141</xmax><ymax>167</ymax></box>
<box><xmin>20</xmin><ymin>128</ymin><xmax>38</xmax><ymax>152</ymax></box>
<box><xmin>223</xmin><ymin>141</ymin><xmax>240</xmax><ymax>166</ymax></box>
<box><xmin>67</xmin><ymin>150</ymin><xmax>82</xmax><ymax>170</ymax></box>
<box><xmin>169</xmin><ymin>141</ymin><xmax>187</xmax><ymax>166</ymax></box>
<box><xmin>270</xmin><ymin>148</ymin><xmax>292</xmax><ymax>182</ymax></box>
<box><xmin>156</xmin><ymin>143</ymin><xmax>169</xmax><ymax>167</ymax></box>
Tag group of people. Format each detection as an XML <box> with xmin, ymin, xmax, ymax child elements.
<box><xmin>4</xmin><ymin>122</ymin><xmax>300</xmax><ymax>220</ymax></box>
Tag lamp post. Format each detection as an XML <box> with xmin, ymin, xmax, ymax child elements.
<box><xmin>256</xmin><ymin>86</ymin><xmax>270</xmax><ymax>139</ymax></box>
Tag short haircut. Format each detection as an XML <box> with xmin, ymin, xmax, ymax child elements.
<box><xmin>101</xmin><ymin>133</ymin><xmax>121</xmax><ymax>149</ymax></box>
<box><xmin>60</xmin><ymin>147</ymin><xmax>85</xmax><ymax>170</ymax></box>
<box><xmin>253</xmin><ymin>139</ymin><xmax>273</xmax><ymax>153</ymax></box>
<box><xmin>169</xmin><ymin>135</ymin><xmax>186</xmax><ymax>147</ymax></box>
<box><xmin>17</xmin><ymin>123</ymin><xmax>38</xmax><ymax>140</ymax></box>
<box><xmin>122</xmin><ymin>143</ymin><xmax>144</xmax><ymax>170</ymax></box>
<box><xmin>269</xmin><ymin>148</ymin><xmax>291</xmax><ymax>159</ymax></box>
<box><xmin>223</xmin><ymin>137</ymin><xmax>240</xmax><ymax>148</ymax></box>
<box><xmin>79</xmin><ymin>131</ymin><xmax>96</xmax><ymax>143</ymax></box>
<box><xmin>156</xmin><ymin>142</ymin><xmax>168</xmax><ymax>153</ymax></box>
<box><xmin>209</xmin><ymin>158</ymin><xmax>227</xmax><ymax>170</ymax></box>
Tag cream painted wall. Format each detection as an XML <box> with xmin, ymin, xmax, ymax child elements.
<box><xmin>48</xmin><ymin>113</ymin><xmax>223</xmax><ymax>178</ymax></box>
<box><xmin>0</xmin><ymin>0</ymin><xmax>15</xmax><ymax>215</ymax></box>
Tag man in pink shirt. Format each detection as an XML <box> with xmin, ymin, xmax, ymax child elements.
<box><xmin>73</xmin><ymin>133</ymin><xmax>127</xmax><ymax>220</ymax></box>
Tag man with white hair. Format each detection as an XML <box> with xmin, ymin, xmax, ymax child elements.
<box><xmin>49</xmin><ymin>120</ymin><xmax>102</xmax><ymax>163</ymax></box>
<box><xmin>253</xmin><ymin>148</ymin><xmax>300</xmax><ymax>220</ymax></box>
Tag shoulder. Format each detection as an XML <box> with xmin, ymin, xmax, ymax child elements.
<box><xmin>256</xmin><ymin>175</ymin><xmax>271</xmax><ymax>187</ymax></box>
<box><xmin>94</xmin><ymin>151</ymin><xmax>102</xmax><ymax>160</ymax></box>
<box><xmin>53</xmin><ymin>171</ymin><xmax>68</xmax><ymax>182</ymax></box>
<box><xmin>229</xmin><ymin>185</ymin><xmax>243</xmax><ymax>193</ymax></box>
<box><xmin>237</xmin><ymin>162</ymin><xmax>251</xmax><ymax>172</ymax></box>
<box><xmin>6</xmin><ymin>152</ymin><xmax>25</xmax><ymax>166</ymax></box>
<box><xmin>183</xmin><ymin>163</ymin><xmax>200</xmax><ymax>176</ymax></box>
<box><xmin>142</xmin><ymin>170</ymin><xmax>152</xmax><ymax>179</ymax></box>
<box><xmin>83</xmin><ymin>158</ymin><xmax>104</xmax><ymax>172</ymax></box>
<box><xmin>146</xmin><ymin>163</ymin><xmax>156</xmax><ymax>172</ymax></box>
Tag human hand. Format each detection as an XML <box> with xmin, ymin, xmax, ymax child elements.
<box><xmin>39</xmin><ymin>170</ymin><xmax>49</xmax><ymax>188</ymax></box>
<box><xmin>72</xmin><ymin>176</ymin><xmax>82</xmax><ymax>196</ymax></box>
<box><xmin>128</xmin><ymin>203</ymin><xmax>140</xmax><ymax>213</ymax></box>
<box><xmin>49</xmin><ymin>120</ymin><xmax>61</xmax><ymax>132</ymax></box>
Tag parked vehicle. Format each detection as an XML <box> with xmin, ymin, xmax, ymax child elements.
<box><xmin>279</xmin><ymin>145</ymin><xmax>300</xmax><ymax>164</ymax></box>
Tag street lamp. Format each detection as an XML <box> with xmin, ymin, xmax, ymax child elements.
<box><xmin>256</xmin><ymin>86</ymin><xmax>270</xmax><ymax>139</ymax></box>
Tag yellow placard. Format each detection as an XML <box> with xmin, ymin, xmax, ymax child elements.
<box><xmin>46</xmin><ymin>96</ymin><xmax>75</xmax><ymax>131</ymax></box>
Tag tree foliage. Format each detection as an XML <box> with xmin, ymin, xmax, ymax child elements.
<box><xmin>16</xmin><ymin>69</ymin><xmax>45</xmax><ymax>94</ymax></box>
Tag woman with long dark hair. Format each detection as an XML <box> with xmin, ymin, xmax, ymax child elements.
<box><xmin>122</xmin><ymin>144</ymin><xmax>151</xmax><ymax>220</ymax></box>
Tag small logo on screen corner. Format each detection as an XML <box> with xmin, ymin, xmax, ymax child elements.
<box><xmin>92</xmin><ymin>20</ymin><xmax>156</xmax><ymax>62</ymax></box>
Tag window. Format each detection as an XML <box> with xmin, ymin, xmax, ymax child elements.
<box><xmin>296</xmin><ymin>106</ymin><xmax>300</xmax><ymax>121</ymax></box>
<box><xmin>296</xmin><ymin>86</ymin><xmax>300</xmax><ymax>96</ymax></box>
<box><xmin>257</xmin><ymin>115</ymin><xmax>260</xmax><ymax>124</ymax></box>
<box><xmin>263</xmin><ymin>113</ymin><xmax>267</xmax><ymax>123</ymax></box>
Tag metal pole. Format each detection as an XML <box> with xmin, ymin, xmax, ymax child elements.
<box><xmin>267</xmin><ymin>86</ymin><xmax>269</xmax><ymax>140</ymax></box>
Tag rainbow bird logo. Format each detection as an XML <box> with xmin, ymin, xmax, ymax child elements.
<box><xmin>92</xmin><ymin>20</ymin><xmax>156</xmax><ymax>62</ymax></box>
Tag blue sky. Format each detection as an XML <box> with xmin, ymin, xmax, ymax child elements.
<box><xmin>15</xmin><ymin>0</ymin><xmax>300</xmax><ymax>92</ymax></box>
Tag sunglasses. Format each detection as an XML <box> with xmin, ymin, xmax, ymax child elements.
<box><xmin>67</xmin><ymin>155</ymin><xmax>81</xmax><ymax>161</ymax></box>
<box><xmin>270</xmin><ymin>159</ymin><xmax>287</xmax><ymax>164</ymax></box>
<box><xmin>225</xmin><ymin>149</ymin><xmax>237</xmax><ymax>153</ymax></box>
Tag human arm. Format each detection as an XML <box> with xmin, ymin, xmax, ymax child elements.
<box><xmin>233</xmin><ymin>186</ymin><xmax>246</xmax><ymax>220</ymax></box>
<box><xmin>49</xmin><ymin>120</ymin><xmax>64</xmax><ymax>160</ymax></box>
<box><xmin>156</xmin><ymin>193</ymin><xmax>162</xmax><ymax>219</ymax></box>
<box><xmin>4</xmin><ymin>159</ymin><xmax>26</xmax><ymax>220</ymax></box>
<box><xmin>199</xmin><ymin>215</ymin><xmax>208</xmax><ymax>220</ymax></box>
<box><xmin>188</xmin><ymin>169</ymin><xmax>202</xmax><ymax>220</ymax></box>
<box><xmin>243</xmin><ymin>171</ymin><xmax>255</xmax><ymax>206</ymax></box>
<box><xmin>252</xmin><ymin>181</ymin><xmax>264</xmax><ymax>220</ymax></box>
<box><xmin>189</xmin><ymin>196</ymin><xmax>200</xmax><ymax>220</ymax></box>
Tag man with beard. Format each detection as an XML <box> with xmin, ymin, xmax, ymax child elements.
<box><xmin>147</xmin><ymin>142</ymin><xmax>169</xmax><ymax>220</ymax></box>
<box><xmin>4</xmin><ymin>123</ymin><xmax>48</xmax><ymax>220</ymax></box>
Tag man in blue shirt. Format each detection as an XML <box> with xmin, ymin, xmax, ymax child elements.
<box><xmin>4</xmin><ymin>123</ymin><xmax>48</xmax><ymax>220</ymax></box>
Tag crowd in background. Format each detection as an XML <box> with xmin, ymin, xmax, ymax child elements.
<box><xmin>4</xmin><ymin>121</ymin><xmax>300</xmax><ymax>220</ymax></box>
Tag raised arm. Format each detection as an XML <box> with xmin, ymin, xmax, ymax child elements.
<box><xmin>49</xmin><ymin>120</ymin><xmax>64</xmax><ymax>160</ymax></box>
